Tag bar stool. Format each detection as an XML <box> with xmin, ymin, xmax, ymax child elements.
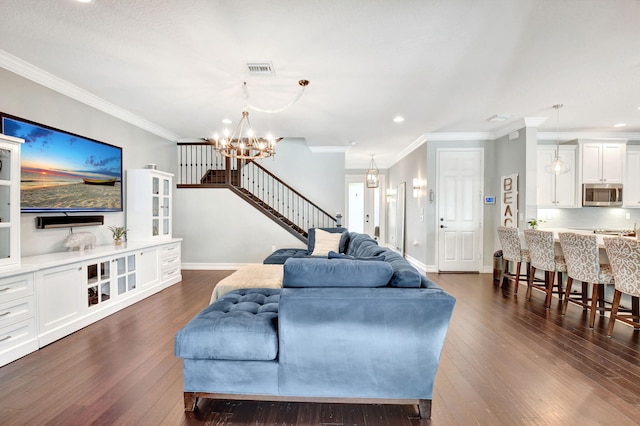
<box><xmin>558</xmin><ymin>232</ymin><xmax>615</xmax><ymax>328</ymax></box>
<box><xmin>523</xmin><ymin>229</ymin><xmax>566</xmax><ymax>309</ymax></box>
<box><xmin>496</xmin><ymin>226</ymin><xmax>530</xmax><ymax>294</ymax></box>
<box><xmin>603</xmin><ymin>237</ymin><xmax>640</xmax><ymax>337</ymax></box>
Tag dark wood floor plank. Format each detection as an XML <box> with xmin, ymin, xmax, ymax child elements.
<box><xmin>1</xmin><ymin>270</ymin><xmax>640</xmax><ymax>425</ymax></box>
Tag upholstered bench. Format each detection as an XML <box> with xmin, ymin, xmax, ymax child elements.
<box><xmin>210</xmin><ymin>264</ymin><xmax>283</xmax><ymax>302</ymax></box>
<box><xmin>176</xmin><ymin>288</ymin><xmax>281</xmax><ymax>361</ymax></box>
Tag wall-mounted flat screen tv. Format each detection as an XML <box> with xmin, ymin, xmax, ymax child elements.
<box><xmin>0</xmin><ymin>113</ymin><xmax>123</xmax><ymax>213</ymax></box>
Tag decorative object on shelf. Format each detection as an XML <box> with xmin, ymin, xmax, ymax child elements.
<box><xmin>545</xmin><ymin>104</ymin><xmax>570</xmax><ymax>175</ymax></box>
<box><xmin>108</xmin><ymin>226</ymin><xmax>128</xmax><ymax>245</ymax></box>
<box><xmin>366</xmin><ymin>154</ymin><xmax>380</xmax><ymax>188</ymax></box>
<box><xmin>63</xmin><ymin>231</ymin><xmax>96</xmax><ymax>251</ymax></box>
<box><xmin>527</xmin><ymin>218</ymin><xmax>544</xmax><ymax>229</ymax></box>
<box><xmin>210</xmin><ymin>110</ymin><xmax>282</xmax><ymax>160</ymax></box>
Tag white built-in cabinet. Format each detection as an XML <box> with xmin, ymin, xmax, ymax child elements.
<box><xmin>0</xmin><ymin>134</ymin><xmax>24</xmax><ymax>271</ymax></box>
<box><xmin>0</xmin><ymin>269</ymin><xmax>38</xmax><ymax>367</ymax></box>
<box><xmin>624</xmin><ymin>146</ymin><xmax>640</xmax><ymax>208</ymax></box>
<box><xmin>0</xmin><ymin>239</ymin><xmax>180</xmax><ymax>365</ymax></box>
<box><xmin>537</xmin><ymin>145</ymin><xmax>577</xmax><ymax>207</ymax></box>
<box><xmin>33</xmin><ymin>241</ymin><xmax>175</xmax><ymax>348</ymax></box>
<box><xmin>579</xmin><ymin>140</ymin><xmax>626</xmax><ymax>184</ymax></box>
<box><xmin>126</xmin><ymin>169</ymin><xmax>173</xmax><ymax>242</ymax></box>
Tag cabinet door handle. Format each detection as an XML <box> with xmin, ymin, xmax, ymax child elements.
<box><xmin>0</xmin><ymin>287</ymin><xmax>10</xmax><ymax>292</ymax></box>
<box><xmin>0</xmin><ymin>335</ymin><xmax>11</xmax><ymax>342</ymax></box>
<box><xmin>0</xmin><ymin>311</ymin><xmax>10</xmax><ymax>317</ymax></box>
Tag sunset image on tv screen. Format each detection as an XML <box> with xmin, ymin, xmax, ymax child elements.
<box><xmin>1</xmin><ymin>116</ymin><xmax>123</xmax><ymax>212</ymax></box>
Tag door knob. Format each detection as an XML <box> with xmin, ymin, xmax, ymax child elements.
<box><xmin>440</xmin><ymin>225</ymin><xmax>447</xmax><ymax>228</ymax></box>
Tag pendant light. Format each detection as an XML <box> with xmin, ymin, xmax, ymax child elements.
<box><xmin>545</xmin><ymin>104</ymin><xmax>570</xmax><ymax>175</ymax></box>
<box><xmin>366</xmin><ymin>154</ymin><xmax>380</xmax><ymax>188</ymax></box>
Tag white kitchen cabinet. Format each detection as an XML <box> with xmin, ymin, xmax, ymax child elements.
<box><xmin>624</xmin><ymin>146</ymin><xmax>640</xmax><ymax>208</ymax></box>
<box><xmin>580</xmin><ymin>141</ymin><xmax>626</xmax><ymax>184</ymax></box>
<box><xmin>126</xmin><ymin>169</ymin><xmax>173</xmax><ymax>242</ymax></box>
<box><xmin>537</xmin><ymin>146</ymin><xmax>577</xmax><ymax>207</ymax></box>
<box><xmin>0</xmin><ymin>134</ymin><xmax>24</xmax><ymax>271</ymax></box>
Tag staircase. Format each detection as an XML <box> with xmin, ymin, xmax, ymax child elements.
<box><xmin>177</xmin><ymin>142</ymin><xmax>337</xmax><ymax>243</ymax></box>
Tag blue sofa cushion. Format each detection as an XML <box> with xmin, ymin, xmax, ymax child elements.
<box><xmin>383</xmin><ymin>251</ymin><xmax>422</xmax><ymax>288</ymax></box>
<box><xmin>174</xmin><ymin>289</ymin><xmax>280</xmax><ymax>361</ymax></box>
<box><xmin>263</xmin><ymin>248</ymin><xmax>309</xmax><ymax>265</ymax></box>
<box><xmin>282</xmin><ymin>258</ymin><xmax>393</xmax><ymax>288</ymax></box>
<box><xmin>308</xmin><ymin>227</ymin><xmax>349</xmax><ymax>254</ymax></box>
<box><xmin>328</xmin><ymin>251</ymin><xmax>384</xmax><ymax>262</ymax></box>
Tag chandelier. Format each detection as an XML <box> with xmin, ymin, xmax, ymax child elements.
<box><xmin>366</xmin><ymin>154</ymin><xmax>380</xmax><ymax>188</ymax></box>
<box><xmin>209</xmin><ymin>80</ymin><xmax>310</xmax><ymax>160</ymax></box>
<box><xmin>211</xmin><ymin>110</ymin><xmax>281</xmax><ymax>159</ymax></box>
<box><xmin>545</xmin><ymin>104</ymin><xmax>570</xmax><ymax>175</ymax></box>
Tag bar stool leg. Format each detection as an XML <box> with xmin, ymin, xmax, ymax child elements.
<box><xmin>526</xmin><ymin>266</ymin><xmax>536</xmax><ymax>300</ymax></box>
<box><xmin>607</xmin><ymin>290</ymin><xmax>622</xmax><ymax>337</ymax></box>
<box><xmin>561</xmin><ymin>277</ymin><xmax>574</xmax><ymax>315</ymax></box>
<box><xmin>544</xmin><ymin>271</ymin><xmax>555</xmax><ymax>309</ymax></box>
<box><xmin>589</xmin><ymin>283</ymin><xmax>600</xmax><ymax>328</ymax></box>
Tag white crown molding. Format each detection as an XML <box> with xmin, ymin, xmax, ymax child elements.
<box><xmin>0</xmin><ymin>49</ymin><xmax>181</xmax><ymax>142</ymax></box>
<box><xmin>493</xmin><ymin>117</ymin><xmax>548</xmax><ymax>139</ymax></box>
<box><xmin>306</xmin><ymin>145</ymin><xmax>350</xmax><ymax>154</ymax></box>
<box><xmin>387</xmin><ymin>134</ymin><xmax>427</xmax><ymax>168</ymax></box>
<box><xmin>424</xmin><ymin>132</ymin><xmax>495</xmax><ymax>141</ymax></box>
<box><xmin>537</xmin><ymin>131</ymin><xmax>640</xmax><ymax>141</ymax></box>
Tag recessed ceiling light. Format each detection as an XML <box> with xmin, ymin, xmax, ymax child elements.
<box><xmin>393</xmin><ymin>116</ymin><xmax>404</xmax><ymax>123</ymax></box>
<box><xmin>221</xmin><ymin>118</ymin><xmax>232</xmax><ymax>124</ymax></box>
<box><xmin>76</xmin><ymin>0</ymin><xmax>94</xmax><ymax>3</ymax></box>
<box><xmin>613</xmin><ymin>123</ymin><xmax>627</xmax><ymax>128</ymax></box>
<box><xmin>488</xmin><ymin>114</ymin><xmax>513</xmax><ymax>122</ymax></box>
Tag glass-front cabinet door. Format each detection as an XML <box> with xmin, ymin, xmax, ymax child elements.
<box><xmin>87</xmin><ymin>260</ymin><xmax>111</xmax><ymax>307</ymax></box>
<box><xmin>0</xmin><ymin>134</ymin><xmax>23</xmax><ymax>270</ymax></box>
<box><xmin>115</xmin><ymin>254</ymin><xmax>136</xmax><ymax>295</ymax></box>
<box><xmin>161</xmin><ymin>176</ymin><xmax>170</xmax><ymax>237</ymax></box>
<box><xmin>126</xmin><ymin>169</ymin><xmax>173</xmax><ymax>242</ymax></box>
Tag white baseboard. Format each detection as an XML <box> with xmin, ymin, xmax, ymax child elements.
<box><xmin>404</xmin><ymin>254</ymin><xmax>427</xmax><ymax>275</ymax></box>
<box><xmin>181</xmin><ymin>263</ymin><xmax>256</xmax><ymax>270</ymax></box>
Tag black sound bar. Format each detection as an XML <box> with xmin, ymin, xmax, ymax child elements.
<box><xmin>36</xmin><ymin>215</ymin><xmax>105</xmax><ymax>229</ymax></box>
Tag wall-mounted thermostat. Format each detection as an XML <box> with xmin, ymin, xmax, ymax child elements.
<box><xmin>484</xmin><ymin>196</ymin><xmax>496</xmax><ymax>204</ymax></box>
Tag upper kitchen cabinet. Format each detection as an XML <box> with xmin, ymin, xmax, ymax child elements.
<box><xmin>579</xmin><ymin>140</ymin><xmax>627</xmax><ymax>184</ymax></box>
<box><xmin>537</xmin><ymin>145</ymin><xmax>578</xmax><ymax>208</ymax></box>
<box><xmin>624</xmin><ymin>146</ymin><xmax>640</xmax><ymax>208</ymax></box>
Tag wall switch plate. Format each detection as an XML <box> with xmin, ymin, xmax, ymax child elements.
<box><xmin>626</xmin><ymin>213</ymin><xmax>631</xmax><ymax>220</ymax></box>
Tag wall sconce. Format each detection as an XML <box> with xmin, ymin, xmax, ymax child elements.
<box><xmin>386</xmin><ymin>188</ymin><xmax>397</xmax><ymax>203</ymax></box>
<box><xmin>412</xmin><ymin>178</ymin><xmax>423</xmax><ymax>198</ymax></box>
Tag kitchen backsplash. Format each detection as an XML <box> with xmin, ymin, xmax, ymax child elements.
<box><xmin>537</xmin><ymin>208</ymin><xmax>640</xmax><ymax>230</ymax></box>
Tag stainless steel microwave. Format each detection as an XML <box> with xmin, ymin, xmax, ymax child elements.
<box><xmin>582</xmin><ymin>183</ymin><xmax>623</xmax><ymax>207</ymax></box>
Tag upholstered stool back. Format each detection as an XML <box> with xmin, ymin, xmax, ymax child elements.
<box><xmin>604</xmin><ymin>238</ymin><xmax>640</xmax><ymax>298</ymax></box>
<box><xmin>558</xmin><ymin>232</ymin><xmax>613</xmax><ymax>284</ymax></box>
<box><xmin>497</xmin><ymin>226</ymin><xmax>528</xmax><ymax>263</ymax></box>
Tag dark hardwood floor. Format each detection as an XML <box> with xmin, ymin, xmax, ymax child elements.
<box><xmin>1</xmin><ymin>270</ymin><xmax>639</xmax><ymax>425</ymax></box>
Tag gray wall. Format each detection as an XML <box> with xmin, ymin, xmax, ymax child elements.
<box><xmin>387</xmin><ymin>144</ymin><xmax>427</xmax><ymax>264</ymax></box>
<box><xmin>174</xmin><ymin>142</ymin><xmax>346</xmax><ymax>266</ymax></box>
<box><xmin>0</xmin><ymin>68</ymin><xmax>175</xmax><ymax>256</ymax></box>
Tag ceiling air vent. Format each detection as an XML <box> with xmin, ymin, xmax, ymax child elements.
<box><xmin>246</xmin><ymin>62</ymin><xmax>275</xmax><ymax>75</ymax></box>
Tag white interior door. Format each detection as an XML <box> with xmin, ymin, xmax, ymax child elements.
<box><xmin>437</xmin><ymin>149</ymin><xmax>483</xmax><ymax>272</ymax></box>
<box><xmin>346</xmin><ymin>175</ymin><xmax>383</xmax><ymax>239</ymax></box>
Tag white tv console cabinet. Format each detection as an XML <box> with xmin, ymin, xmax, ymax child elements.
<box><xmin>0</xmin><ymin>239</ymin><xmax>181</xmax><ymax>367</ymax></box>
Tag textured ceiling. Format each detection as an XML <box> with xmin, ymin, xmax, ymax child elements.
<box><xmin>1</xmin><ymin>0</ymin><xmax>640</xmax><ymax>168</ymax></box>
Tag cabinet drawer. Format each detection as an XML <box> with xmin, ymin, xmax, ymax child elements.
<box><xmin>160</xmin><ymin>243</ymin><xmax>180</xmax><ymax>259</ymax></box>
<box><xmin>161</xmin><ymin>254</ymin><xmax>180</xmax><ymax>272</ymax></box>
<box><xmin>0</xmin><ymin>297</ymin><xmax>34</xmax><ymax>329</ymax></box>
<box><xmin>0</xmin><ymin>317</ymin><xmax>36</xmax><ymax>353</ymax></box>
<box><xmin>0</xmin><ymin>274</ymin><xmax>34</xmax><ymax>303</ymax></box>
<box><xmin>161</xmin><ymin>267</ymin><xmax>180</xmax><ymax>282</ymax></box>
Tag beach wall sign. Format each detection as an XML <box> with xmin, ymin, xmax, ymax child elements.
<box><xmin>500</xmin><ymin>174</ymin><xmax>518</xmax><ymax>228</ymax></box>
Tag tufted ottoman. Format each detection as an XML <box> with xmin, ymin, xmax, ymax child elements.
<box><xmin>175</xmin><ymin>288</ymin><xmax>281</xmax><ymax>362</ymax></box>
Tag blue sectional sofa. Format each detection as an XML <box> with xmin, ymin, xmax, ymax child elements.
<box><xmin>175</xmin><ymin>231</ymin><xmax>456</xmax><ymax>421</ymax></box>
